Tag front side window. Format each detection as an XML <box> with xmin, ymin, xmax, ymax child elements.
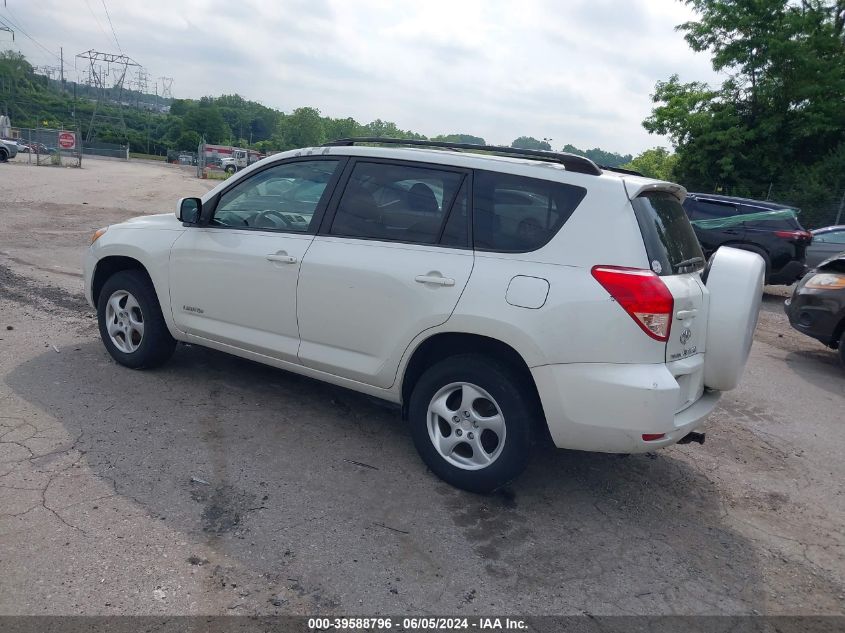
<box><xmin>330</xmin><ymin>162</ymin><xmax>465</xmax><ymax>244</ymax></box>
<box><xmin>212</xmin><ymin>159</ymin><xmax>340</xmax><ymax>231</ymax></box>
<box><xmin>472</xmin><ymin>171</ymin><xmax>586</xmax><ymax>252</ymax></box>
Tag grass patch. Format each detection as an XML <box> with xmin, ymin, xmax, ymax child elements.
<box><xmin>129</xmin><ymin>152</ymin><xmax>167</xmax><ymax>161</ymax></box>
<box><xmin>205</xmin><ymin>170</ymin><xmax>231</xmax><ymax>180</ymax></box>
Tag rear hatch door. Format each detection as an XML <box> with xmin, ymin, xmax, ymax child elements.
<box><xmin>627</xmin><ymin>187</ymin><xmax>707</xmax><ymax>364</ymax></box>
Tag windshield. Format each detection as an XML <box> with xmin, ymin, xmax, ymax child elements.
<box><xmin>632</xmin><ymin>192</ymin><xmax>704</xmax><ymax>276</ymax></box>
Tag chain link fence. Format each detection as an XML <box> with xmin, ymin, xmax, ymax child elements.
<box><xmin>764</xmin><ymin>185</ymin><xmax>845</xmax><ymax>229</ymax></box>
<box><xmin>82</xmin><ymin>140</ymin><xmax>129</xmax><ymax>160</ymax></box>
<box><xmin>8</xmin><ymin>127</ymin><xmax>82</xmax><ymax>167</ymax></box>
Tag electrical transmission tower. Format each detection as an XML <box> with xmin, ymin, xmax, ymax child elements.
<box><xmin>35</xmin><ymin>65</ymin><xmax>60</xmax><ymax>81</ymax></box>
<box><xmin>157</xmin><ymin>76</ymin><xmax>173</xmax><ymax>100</ymax></box>
<box><xmin>76</xmin><ymin>49</ymin><xmax>140</xmax><ymax>142</ymax></box>
<box><xmin>130</xmin><ymin>67</ymin><xmax>149</xmax><ymax>108</ymax></box>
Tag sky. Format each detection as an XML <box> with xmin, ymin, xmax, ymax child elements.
<box><xmin>0</xmin><ymin>0</ymin><xmax>721</xmax><ymax>155</ymax></box>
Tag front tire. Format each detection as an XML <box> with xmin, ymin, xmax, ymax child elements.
<box><xmin>408</xmin><ymin>354</ymin><xmax>534</xmax><ymax>493</ymax></box>
<box><xmin>97</xmin><ymin>270</ymin><xmax>176</xmax><ymax>369</ymax></box>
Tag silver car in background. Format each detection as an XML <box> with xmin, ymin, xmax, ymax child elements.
<box><xmin>806</xmin><ymin>226</ymin><xmax>845</xmax><ymax>268</ymax></box>
<box><xmin>0</xmin><ymin>139</ymin><xmax>19</xmax><ymax>162</ymax></box>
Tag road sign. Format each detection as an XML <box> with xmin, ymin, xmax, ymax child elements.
<box><xmin>58</xmin><ymin>131</ymin><xmax>76</xmax><ymax>150</ymax></box>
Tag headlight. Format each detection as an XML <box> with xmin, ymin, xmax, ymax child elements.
<box><xmin>804</xmin><ymin>273</ymin><xmax>845</xmax><ymax>290</ymax></box>
<box><xmin>90</xmin><ymin>226</ymin><xmax>109</xmax><ymax>245</ymax></box>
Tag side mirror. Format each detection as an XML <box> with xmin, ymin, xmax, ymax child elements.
<box><xmin>177</xmin><ymin>197</ymin><xmax>202</xmax><ymax>224</ymax></box>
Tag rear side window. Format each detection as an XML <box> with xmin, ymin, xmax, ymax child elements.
<box><xmin>685</xmin><ymin>198</ymin><xmax>739</xmax><ymax>220</ymax></box>
<box><xmin>739</xmin><ymin>204</ymin><xmax>803</xmax><ymax>230</ymax></box>
<box><xmin>633</xmin><ymin>192</ymin><xmax>704</xmax><ymax>275</ymax></box>
<box><xmin>473</xmin><ymin>171</ymin><xmax>586</xmax><ymax>252</ymax></box>
<box><xmin>330</xmin><ymin>162</ymin><xmax>466</xmax><ymax>245</ymax></box>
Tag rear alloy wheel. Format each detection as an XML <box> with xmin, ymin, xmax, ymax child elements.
<box><xmin>409</xmin><ymin>354</ymin><xmax>534</xmax><ymax>493</ymax></box>
<box><xmin>97</xmin><ymin>270</ymin><xmax>176</xmax><ymax>369</ymax></box>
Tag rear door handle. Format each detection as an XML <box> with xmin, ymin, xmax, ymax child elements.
<box><xmin>415</xmin><ymin>275</ymin><xmax>455</xmax><ymax>287</ymax></box>
<box><xmin>676</xmin><ymin>309</ymin><xmax>698</xmax><ymax>319</ymax></box>
<box><xmin>266</xmin><ymin>254</ymin><xmax>297</xmax><ymax>264</ymax></box>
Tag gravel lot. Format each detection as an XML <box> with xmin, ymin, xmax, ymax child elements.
<box><xmin>0</xmin><ymin>158</ymin><xmax>843</xmax><ymax>616</ymax></box>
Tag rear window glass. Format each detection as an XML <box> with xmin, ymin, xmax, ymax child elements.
<box><xmin>633</xmin><ymin>192</ymin><xmax>704</xmax><ymax>276</ymax></box>
<box><xmin>473</xmin><ymin>171</ymin><xmax>586</xmax><ymax>252</ymax></box>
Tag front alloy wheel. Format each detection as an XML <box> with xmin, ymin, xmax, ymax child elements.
<box><xmin>105</xmin><ymin>290</ymin><xmax>145</xmax><ymax>353</ymax></box>
<box><xmin>97</xmin><ymin>269</ymin><xmax>176</xmax><ymax>369</ymax></box>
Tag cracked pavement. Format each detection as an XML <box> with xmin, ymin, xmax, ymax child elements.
<box><xmin>0</xmin><ymin>158</ymin><xmax>843</xmax><ymax>615</ymax></box>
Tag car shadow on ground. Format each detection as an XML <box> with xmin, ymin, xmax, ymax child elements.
<box><xmin>5</xmin><ymin>340</ymin><xmax>770</xmax><ymax>614</ymax></box>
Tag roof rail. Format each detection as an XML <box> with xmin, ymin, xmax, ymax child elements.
<box><xmin>600</xmin><ymin>165</ymin><xmax>644</xmax><ymax>177</ymax></box>
<box><xmin>322</xmin><ymin>137</ymin><xmax>603</xmax><ymax>176</ymax></box>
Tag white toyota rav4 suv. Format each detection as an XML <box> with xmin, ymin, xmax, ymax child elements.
<box><xmin>84</xmin><ymin>138</ymin><xmax>764</xmax><ymax>493</ymax></box>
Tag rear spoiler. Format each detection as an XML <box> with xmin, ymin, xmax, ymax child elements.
<box><xmin>622</xmin><ymin>180</ymin><xmax>687</xmax><ymax>203</ymax></box>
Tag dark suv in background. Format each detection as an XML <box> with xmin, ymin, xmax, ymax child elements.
<box><xmin>682</xmin><ymin>193</ymin><xmax>812</xmax><ymax>285</ymax></box>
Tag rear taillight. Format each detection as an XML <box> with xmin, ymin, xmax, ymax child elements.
<box><xmin>591</xmin><ymin>266</ymin><xmax>674</xmax><ymax>342</ymax></box>
<box><xmin>774</xmin><ymin>229</ymin><xmax>812</xmax><ymax>241</ymax></box>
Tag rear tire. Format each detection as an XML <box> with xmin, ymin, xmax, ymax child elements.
<box><xmin>408</xmin><ymin>354</ymin><xmax>534</xmax><ymax>493</ymax></box>
<box><xmin>97</xmin><ymin>270</ymin><xmax>176</xmax><ymax>369</ymax></box>
<box><xmin>0</xmin><ymin>149</ymin><xmax>8</xmax><ymax>162</ymax></box>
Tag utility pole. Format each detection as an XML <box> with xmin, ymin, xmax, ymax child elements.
<box><xmin>836</xmin><ymin>190</ymin><xmax>845</xmax><ymax>225</ymax></box>
<box><xmin>60</xmin><ymin>47</ymin><xmax>65</xmax><ymax>92</ymax></box>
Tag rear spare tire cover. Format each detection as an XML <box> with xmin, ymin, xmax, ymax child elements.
<box><xmin>703</xmin><ymin>246</ymin><xmax>765</xmax><ymax>391</ymax></box>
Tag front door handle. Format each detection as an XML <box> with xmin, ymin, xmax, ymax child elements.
<box><xmin>266</xmin><ymin>253</ymin><xmax>297</xmax><ymax>264</ymax></box>
<box><xmin>415</xmin><ymin>275</ymin><xmax>455</xmax><ymax>287</ymax></box>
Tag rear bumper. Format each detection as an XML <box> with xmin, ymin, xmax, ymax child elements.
<box><xmin>532</xmin><ymin>357</ymin><xmax>721</xmax><ymax>454</ymax></box>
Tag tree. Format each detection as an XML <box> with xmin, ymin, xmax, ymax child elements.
<box><xmin>561</xmin><ymin>144</ymin><xmax>633</xmax><ymax>167</ymax></box>
<box><xmin>273</xmin><ymin>107</ymin><xmax>327</xmax><ymax>149</ymax></box>
<box><xmin>181</xmin><ymin>98</ymin><xmax>231</xmax><ymax>144</ymax></box>
<box><xmin>432</xmin><ymin>134</ymin><xmax>486</xmax><ymax>145</ymax></box>
<box><xmin>175</xmin><ymin>131</ymin><xmax>202</xmax><ymax>151</ymax></box>
<box><xmin>324</xmin><ymin>116</ymin><xmax>362</xmax><ymax>142</ymax></box>
<box><xmin>511</xmin><ymin>136</ymin><xmax>551</xmax><ymax>151</ymax></box>
<box><xmin>621</xmin><ymin>147</ymin><xmax>679</xmax><ymax>180</ymax></box>
<box><xmin>644</xmin><ymin>0</ymin><xmax>845</xmax><ymax>209</ymax></box>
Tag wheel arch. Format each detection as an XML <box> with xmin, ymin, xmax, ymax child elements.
<box><xmin>92</xmin><ymin>255</ymin><xmax>151</xmax><ymax>307</ymax></box>
<box><xmin>399</xmin><ymin>332</ymin><xmax>545</xmax><ymax>427</ymax></box>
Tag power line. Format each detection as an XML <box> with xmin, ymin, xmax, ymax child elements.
<box><xmin>82</xmin><ymin>0</ymin><xmax>112</xmax><ymax>50</ymax></box>
<box><xmin>0</xmin><ymin>12</ymin><xmax>60</xmax><ymax>63</ymax></box>
<box><xmin>100</xmin><ymin>0</ymin><xmax>121</xmax><ymax>53</ymax></box>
